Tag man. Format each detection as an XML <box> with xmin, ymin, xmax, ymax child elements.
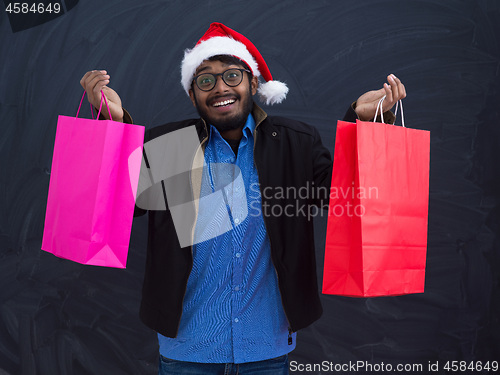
<box><xmin>80</xmin><ymin>23</ymin><xmax>406</xmax><ymax>375</ymax></box>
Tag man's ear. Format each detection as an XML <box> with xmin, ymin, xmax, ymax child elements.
<box><xmin>188</xmin><ymin>88</ymin><xmax>197</xmax><ymax>108</ymax></box>
<box><xmin>251</xmin><ymin>75</ymin><xmax>258</xmax><ymax>96</ymax></box>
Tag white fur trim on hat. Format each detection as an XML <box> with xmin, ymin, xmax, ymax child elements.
<box><xmin>258</xmin><ymin>80</ymin><xmax>289</xmax><ymax>105</ymax></box>
<box><xmin>181</xmin><ymin>36</ymin><xmax>260</xmax><ymax>95</ymax></box>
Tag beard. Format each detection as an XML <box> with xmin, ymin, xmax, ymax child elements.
<box><xmin>193</xmin><ymin>86</ymin><xmax>254</xmax><ymax>133</ymax></box>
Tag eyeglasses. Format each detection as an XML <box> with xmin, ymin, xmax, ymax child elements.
<box><xmin>192</xmin><ymin>68</ymin><xmax>251</xmax><ymax>91</ymax></box>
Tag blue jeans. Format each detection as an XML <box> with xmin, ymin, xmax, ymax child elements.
<box><xmin>158</xmin><ymin>354</ymin><xmax>289</xmax><ymax>375</ymax></box>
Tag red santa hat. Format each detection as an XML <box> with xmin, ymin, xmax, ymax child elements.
<box><xmin>181</xmin><ymin>22</ymin><xmax>288</xmax><ymax>105</ymax></box>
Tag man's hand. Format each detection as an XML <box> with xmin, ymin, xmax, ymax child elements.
<box><xmin>355</xmin><ymin>74</ymin><xmax>406</xmax><ymax>121</ymax></box>
<box><xmin>80</xmin><ymin>70</ymin><xmax>124</xmax><ymax>122</ymax></box>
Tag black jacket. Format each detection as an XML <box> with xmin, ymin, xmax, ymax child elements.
<box><xmin>134</xmin><ymin>104</ymin><xmax>359</xmax><ymax>338</ymax></box>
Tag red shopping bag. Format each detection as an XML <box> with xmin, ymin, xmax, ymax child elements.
<box><xmin>322</xmin><ymin>100</ymin><xmax>430</xmax><ymax>296</ymax></box>
<box><xmin>41</xmin><ymin>92</ymin><xmax>144</xmax><ymax>268</ymax></box>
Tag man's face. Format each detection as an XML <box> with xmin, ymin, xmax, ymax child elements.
<box><xmin>189</xmin><ymin>59</ymin><xmax>258</xmax><ymax>132</ymax></box>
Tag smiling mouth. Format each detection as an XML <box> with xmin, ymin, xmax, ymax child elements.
<box><xmin>212</xmin><ymin>99</ymin><xmax>236</xmax><ymax>107</ymax></box>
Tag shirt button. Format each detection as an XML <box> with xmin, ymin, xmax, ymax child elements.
<box><xmin>234</xmin><ymin>286</ymin><xmax>240</xmax><ymax>291</ymax></box>
<box><xmin>234</xmin><ymin>218</ymin><xmax>240</xmax><ymax>224</ymax></box>
<box><xmin>235</xmin><ymin>253</ymin><xmax>241</xmax><ymax>258</ymax></box>
<box><xmin>234</xmin><ymin>318</ymin><xmax>239</xmax><ymax>323</ymax></box>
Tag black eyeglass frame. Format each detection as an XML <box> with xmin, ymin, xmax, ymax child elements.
<box><xmin>192</xmin><ymin>68</ymin><xmax>252</xmax><ymax>92</ymax></box>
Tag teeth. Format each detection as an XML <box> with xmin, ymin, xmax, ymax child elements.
<box><xmin>213</xmin><ymin>99</ymin><xmax>235</xmax><ymax>107</ymax></box>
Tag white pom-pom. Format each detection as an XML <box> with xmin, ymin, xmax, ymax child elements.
<box><xmin>257</xmin><ymin>80</ymin><xmax>289</xmax><ymax>105</ymax></box>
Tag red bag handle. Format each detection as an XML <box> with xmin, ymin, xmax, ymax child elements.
<box><xmin>374</xmin><ymin>95</ymin><xmax>405</xmax><ymax>127</ymax></box>
<box><xmin>75</xmin><ymin>90</ymin><xmax>113</xmax><ymax>121</ymax></box>
<box><xmin>394</xmin><ymin>100</ymin><xmax>405</xmax><ymax>127</ymax></box>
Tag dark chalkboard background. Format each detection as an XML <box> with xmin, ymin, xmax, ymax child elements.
<box><xmin>1</xmin><ymin>0</ymin><xmax>499</xmax><ymax>374</ymax></box>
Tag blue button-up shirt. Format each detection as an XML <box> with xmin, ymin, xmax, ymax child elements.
<box><xmin>158</xmin><ymin>114</ymin><xmax>296</xmax><ymax>363</ymax></box>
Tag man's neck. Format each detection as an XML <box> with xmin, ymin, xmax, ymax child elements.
<box><xmin>220</xmin><ymin>127</ymin><xmax>244</xmax><ymax>141</ymax></box>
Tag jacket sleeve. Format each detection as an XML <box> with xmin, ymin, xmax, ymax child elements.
<box><xmin>311</xmin><ymin>125</ymin><xmax>333</xmax><ymax>209</ymax></box>
<box><xmin>122</xmin><ymin>109</ymin><xmax>133</xmax><ymax>124</ymax></box>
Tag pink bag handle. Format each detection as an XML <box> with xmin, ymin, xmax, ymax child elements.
<box><xmin>75</xmin><ymin>90</ymin><xmax>113</xmax><ymax>121</ymax></box>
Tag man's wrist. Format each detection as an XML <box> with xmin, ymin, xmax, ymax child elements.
<box><xmin>352</xmin><ymin>101</ymin><xmax>396</xmax><ymax>124</ymax></box>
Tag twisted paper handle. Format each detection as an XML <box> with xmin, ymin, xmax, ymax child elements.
<box><xmin>75</xmin><ymin>90</ymin><xmax>113</xmax><ymax>121</ymax></box>
<box><xmin>373</xmin><ymin>95</ymin><xmax>405</xmax><ymax>127</ymax></box>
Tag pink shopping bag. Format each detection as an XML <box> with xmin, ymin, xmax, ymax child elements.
<box><xmin>41</xmin><ymin>92</ymin><xmax>144</xmax><ymax>268</ymax></box>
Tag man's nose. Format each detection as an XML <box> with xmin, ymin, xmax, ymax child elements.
<box><xmin>213</xmin><ymin>74</ymin><xmax>229</xmax><ymax>92</ymax></box>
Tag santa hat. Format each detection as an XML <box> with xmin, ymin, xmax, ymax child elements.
<box><xmin>181</xmin><ymin>22</ymin><xmax>288</xmax><ymax>105</ymax></box>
